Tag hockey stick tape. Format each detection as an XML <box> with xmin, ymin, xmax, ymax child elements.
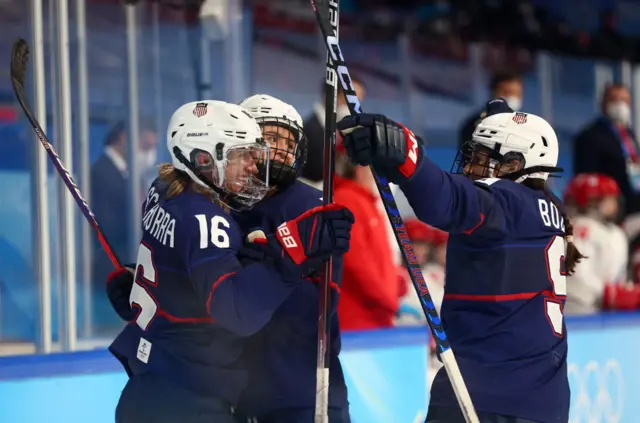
<box><xmin>247</xmin><ymin>230</ymin><xmax>267</xmax><ymax>243</ymax></box>
<box><xmin>338</xmin><ymin>125</ymin><xmax>364</xmax><ymax>135</ymax></box>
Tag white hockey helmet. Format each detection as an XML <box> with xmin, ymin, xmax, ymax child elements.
<box><xmin>453</xmin><ymin>109</ymin><xmax>561</xmax><ymax>182</ymax></box>
<box><xmin>239</xmin><ymin>94</ymin><xmax>307</xmax><ymax>187</ymax></box>
<box><xmin>167</xmin><ymin>100</ymin><xmax>270</xmax><ymax>210</ymax></box>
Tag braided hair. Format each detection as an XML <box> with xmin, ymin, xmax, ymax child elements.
<box><xmin>522</xmin><ymin>178</ymin><xmax>585</xmax><ymax>275</ymax></box>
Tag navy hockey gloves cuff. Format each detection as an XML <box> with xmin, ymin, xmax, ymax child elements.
<box><xmin>106</xmin><ymin>265</ymin><xmax>136</xmax><ymax>322</ymax></box>
<box><xmin>250</xmin><ymin>204</ymin><xmax>354</xmax><ymax>278</ymax></box>
<box><xmin>337</xmin><ymin>113</ymin><xmax>423</xmax><ymax>184</ymax></box>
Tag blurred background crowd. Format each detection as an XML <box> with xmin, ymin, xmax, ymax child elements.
<box><xmin>2</xmin><ymin>0</ymin><xmax>640</xmax><ymax>356</ymax></box>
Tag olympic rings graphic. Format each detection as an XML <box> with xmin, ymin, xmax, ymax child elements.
<box><xmin>568</xmin><ymin>359</ymin><xmax>624</xmax><ymax>423</ymax></box>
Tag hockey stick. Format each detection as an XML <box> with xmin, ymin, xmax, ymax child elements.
<box><xmin>308</xmin><ymin>3</ymin><xmax>480</xmax><ymax>422</ymax></box>
<box><xmin>10</xmin><ymin>38</ymin><xmax>122</xmax><ymax>270</ymax></box>
<box><xmin>315</xmin><ymin>1</ymin><xmax>340</xmax><ymax>422</ymax></box>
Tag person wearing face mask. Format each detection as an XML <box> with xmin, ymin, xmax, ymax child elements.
<box><xmin>573</xmin><ymin>83</ymin><xmax>640</xmax><ymax>218</ymax></box>
<box><xmin>458</xmin><ymin>71</ymin><xmax>523</xmax><ymax>149</ymax></box>
<box><xmin>90</xmin><ymin>117</ymin><xmax>158</xmax><ymax>333</ymax></box>
<box><xmin>301</xmin><ymin>74</ymin><xmax>367</xmax><ymax>187</ymax></box>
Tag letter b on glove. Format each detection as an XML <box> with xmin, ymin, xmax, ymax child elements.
<box><xmin>277</xmin><ymin>224</ymin><xmax>298</xmax><ymax>249</ymax></box>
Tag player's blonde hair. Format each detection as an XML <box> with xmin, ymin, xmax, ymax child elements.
<box><xmin>158</xmin><ymin>163</ymin><xmax>212</xmax><ymax>200</ymax></box>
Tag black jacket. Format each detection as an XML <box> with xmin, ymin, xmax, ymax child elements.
<box><xmin>573</xmin><ymin>117</ymin><xmax>640</xmax><ymax>215</ymax></box>
<box><xmin>90</xmin><ymin>153</ymin><xmax>131</xmax><ymax>283</ymax></box>
<box><xmin>301</xmin><ymin>111</ymin><xmax>324</xmax><ymax>183</ymax></box>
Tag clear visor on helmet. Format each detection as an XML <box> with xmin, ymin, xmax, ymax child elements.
<box><xmin>193</xmin><ymin>142</ymin><xmax>270</xmax><ymax>210</ymax></box>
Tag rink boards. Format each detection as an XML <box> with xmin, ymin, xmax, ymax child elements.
<box><xmin>0</xmin><ymin>314</ymin><xmax>639</xmax><ymax>423</ymax></box>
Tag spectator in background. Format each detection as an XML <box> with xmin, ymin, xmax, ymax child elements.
<box><xmin>457</xmin><ymin>72</ymin><xmax>523</xmax><ymax>149</ymax></box>
<box><xmin>91</xmin><ymin>118</ymin><xmax>158</xmax><ymax>332</ymax></box>
<box><xmin>335</xmin><ymin>136</ymin><xmax>404</xmax><ymax>331</ymax></box>
<box><xmin>563</xmin><ymin>174</ymin><xmax>636</xmax><ymax>314</ymax></box>
<box><xmin>573</xmin><ymin>83</ymin><xmax>640</xmax><ymax>218</ymax></box>
<box><xmin>395</xmin><ymin>220</ymin><xmax>447</xmax><ymax>327</ymax></box>
<box><xmin>301</xmin><ymin>76</ymin><xmax>367</xmax><ymax>186</ymax></box>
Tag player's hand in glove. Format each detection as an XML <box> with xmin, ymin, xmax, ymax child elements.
<box><xmin>337</xmin><ymin>113</ymin><xmax>424</xmax><ymax>185</ymax></box>
<box><xmin>250</xmin><ymin>204</ymin><xmax>354</xmax><ymax>278</ymax></box>
<box><xmin>106</xmin><ymin>265</ymin><xmax>136</xmax><ymax>321</ymax></box>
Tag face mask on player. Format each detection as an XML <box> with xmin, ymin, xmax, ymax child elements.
<box><xmin>451</xmin><ymin>141</ymin><xmax>525</xmax><ymax>181</ymax></box>
<box><xmin>189</xmin><ymin>142</ymin><xmax>270</xmax><ymax>211</ymax></box>
<box><xmin>256</xmin><ymin>116</ymin><xmax>308</xmax><ymax>188</ymax></box>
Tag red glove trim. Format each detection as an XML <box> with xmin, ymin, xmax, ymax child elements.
<box><xmin>397</xmin><ymin>123</ymin><xmax>420</xmax><ymax>178</ymax></box>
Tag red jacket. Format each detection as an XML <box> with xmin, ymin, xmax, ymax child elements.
<box><xmin>335</xmin><ymin>176</ymin><xmax>403</xmax><ymax>331</ymax></box>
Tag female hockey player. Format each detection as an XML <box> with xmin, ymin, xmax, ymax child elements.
<box><xmin>107</xmin><ymin>100</ymin><xmax>354</xmax><ymax>423</ymax></box>
<box><xmin>337</xmin><ymin>98</ymin><xmax>583</xmax><ymax>423</ymax></box>
<box><xmin>232</xmin><ymin>94</ymin><xmax>351</xmax><ymax>423</ymax></box>
<box><xmin>563</xmin><ymin>173</ymin><xmax>637</xmax><ymax>313</ymax></box>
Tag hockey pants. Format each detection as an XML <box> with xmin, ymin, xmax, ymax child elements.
<box><xmin>426</xmin><ymin>406</ymin><xmax>542</xmax><ymax>423</ymax></box>
<box><xmin>234</xmin><ymin>407</ymin><xmax>351</xmax><ymax>423</ymax></box>
<box><xmin>115</xmin><ymin>372</ymin><xmax>235</xmax><ymax>423</ymax></box>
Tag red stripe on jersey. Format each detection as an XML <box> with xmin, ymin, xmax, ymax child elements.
<box><xmin>157</xmin><ymin>310</ymin><xmax>213</xmax><ymax>324</ymax></box>
<box><xmin>206</xmin><ymin>272</ymin><xmax>237</xmax><ymax>314</ymax></box>
<box><xmin>444</xmin><ymin>289</ymin><xmax>566</xmax><ymax>302</ymax></box>
<box><xmin>463</xmin><ymin>213</ymin><xmax>485</xmax><ymax>235</ymax></box>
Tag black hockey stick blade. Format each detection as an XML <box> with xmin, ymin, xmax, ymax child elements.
<box><xmin>11</xmin><ymin>38</ymin><xmax>29</xmax><ymax>94</ymax></box>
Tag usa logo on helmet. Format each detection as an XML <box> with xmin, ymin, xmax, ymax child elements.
<box><xmin>512</xmin><ymin>112</ymin><xmax>528</xmax><ymax>124</ymax></box>
<box><xmin>193</xmin><ymin>102</ymin><xmax>208</xmax><ymax>118</ymax></box>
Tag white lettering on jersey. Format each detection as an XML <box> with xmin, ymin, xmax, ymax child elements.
<box><xmin>142</xmin><ymin>203</ymin><xmax>176</xmax><ymax>248</ymax></box>
<box><xmin>144</xmin><ymin>186</ymin><xmax>160</xmax><ymax>215</ymax></box>
<box><xmin>538</xmin><ymin>199</ymin><xmax>564</xmax><ymax>231</ymax></box>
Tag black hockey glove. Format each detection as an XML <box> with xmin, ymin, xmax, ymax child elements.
<box><xmin>250</xmin><ymin>204</ymin><xmax>354</xmax><ymax>278</ymax></box>
<box><xmin>105</xmin><ymin>265</ymin><xmax>136</xmax><ymax>322</ymax></box>
<box><xmin>337</xmin><ymin>113</ymin><xmax>424</xmax><ymax>185</ymax></box>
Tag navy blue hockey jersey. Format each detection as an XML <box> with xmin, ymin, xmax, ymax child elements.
<box><xmin>399</xmin><ymin>158</ymin><xmax>569</xmax><ymax>423</ymax></box>
<box><xmin>109</xmin><ymin>179</ymin><xmax>299</xmax><ymax>403</ymax></box>
<box><xmin>232</xmin><ymin>180</ymin><xmax>348</xmax><ymax>416</ymax></box>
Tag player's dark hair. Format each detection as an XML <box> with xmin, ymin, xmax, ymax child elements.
<box><xmin>523</xmin><ymin>178</ymin><xmax>585</xmax><ymax>275</ymax></box>
<box><xmin>489</xmin><ymin>71</ymin><xmax>522</xmax><ymax>93</ymax></box>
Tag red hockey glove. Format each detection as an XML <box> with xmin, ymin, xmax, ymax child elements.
<box><xmin>249</xmin><ymin>204</ymin><xmax>354</xmax><ymax>278</ymax></box>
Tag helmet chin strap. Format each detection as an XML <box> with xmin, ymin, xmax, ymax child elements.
<box><xmin>504</xmin><ymin>165</ymin><xmax>564</xmax><ymax>182</ymax></box>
